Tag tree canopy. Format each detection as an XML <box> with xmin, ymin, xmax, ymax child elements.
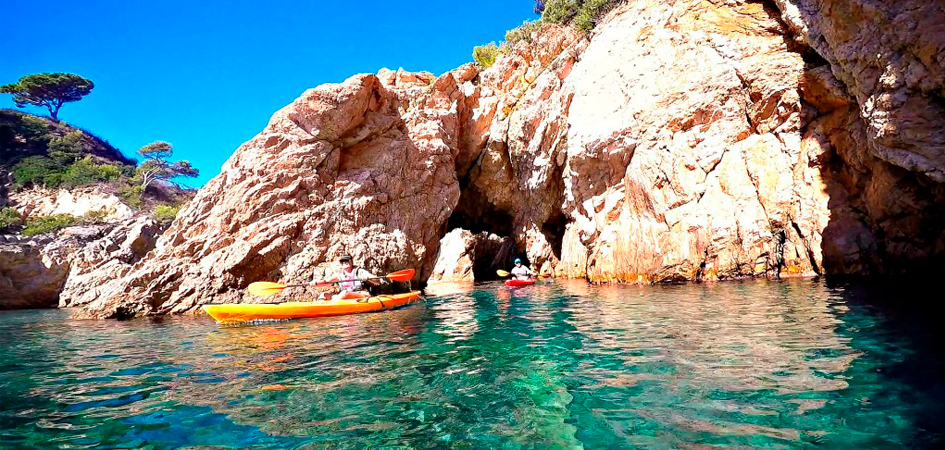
<box><xmin>136</xmin><ymin>141</ymin><xmax>199</xmax><ymax>191</ymax></box>
<box><xmin>0</xmin><ymin>73</ymin><xmax>94</xmax><ymax>121</ymax></box>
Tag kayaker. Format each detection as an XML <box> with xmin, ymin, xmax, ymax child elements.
<box><xmin>510</xmin><ymin>258</ymin><xmax>534</xmax><ymax>280</ymax></box>
<box><xmin>318</xmin><ymin>255</ymin><xmax>384</xmax><ymax>300</ymax></box>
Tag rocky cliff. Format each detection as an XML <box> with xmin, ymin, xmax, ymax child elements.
<box><xmin>73</xmin><ymin>0</ymin><xmax>945</xmax><ymax>318</ymax></box>
<box><xmin>0</xmin><ymin>217</ymin><xmax>162</xmax><ymax>309</ymax></box>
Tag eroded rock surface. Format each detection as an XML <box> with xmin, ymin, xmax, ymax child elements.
<box><xmin>0</xmin><ymin>216</ymin><xmax>160</xmax><ymax>310</ymax></box>
<box><xmin>74</xmin><ymin>0</ymin><xmax>945</xmax><ymax>317</ymax></box>
<box><xmin>9</xmin><ymin>187</ymin><xmax>135</xmax><ymax>222</ymax></box>
<box><xmin>59</xmin><ymin>217</ymin><xmax>163</xmax><ymax>308</ymax></box>
<box><xmin>0</xmin><ymin>235</ymin><xmax>65</xmax><ymax>309</ymax></box>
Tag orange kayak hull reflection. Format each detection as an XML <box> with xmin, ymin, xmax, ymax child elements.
<box><xmin>202</xmin><ymin>291</ymin><xmax>422</xmax><ymax>323</ymax></box>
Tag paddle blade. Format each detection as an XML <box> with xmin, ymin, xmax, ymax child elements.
<box><xmin>386</xmin><ymin>269</ymin><xmax>416</xmax><ymax>282</ymax></box>
<box><xmin>248</xmin><ymin>282</ymin><xmax>287</xmax><ymax>297</ymax></box>
<box><xmin>496</xmin><ymin>270</ymin><xmax>510</xmax><ymax>277</ymax></box>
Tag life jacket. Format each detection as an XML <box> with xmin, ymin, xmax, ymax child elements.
<box><xmin>338</xmin><ymin>267</ymin><xmax>368</xmax><ymax>291</ymax></box>
<box><xmin>511</xmin><ymin>265</ymin><xmax>533</xmax><ymax>279</ymax></box>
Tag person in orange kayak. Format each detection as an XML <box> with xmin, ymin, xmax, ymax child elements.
<box><xmin>318</xmin><ymin>254</ymin><xmax>384</xmax><ymax>301</ymax></box>
<box><xmin>510</xmin><ymin>258</ymin><xmax>534</xmax><ymax>280</ymax></box>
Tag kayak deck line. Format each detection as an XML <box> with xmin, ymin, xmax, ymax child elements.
<box><xmin>202</xmin><ymin>291</ymin><xmax>422</xmax><ymax>323</ymax></box>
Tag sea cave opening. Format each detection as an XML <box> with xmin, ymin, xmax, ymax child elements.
<box><xmin>444</xmin><ymin>184</ymin><xmax>516</xmax><ymax>280</ymax></box>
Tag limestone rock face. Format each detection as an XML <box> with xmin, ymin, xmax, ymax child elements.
<box><xmin>70</xmin><ymin>26</ymin><xmax>583</xmax><ymax>318</ymax></box>
<box><xmin>73</xmin><ymin>72</ymin><xmax>464</xmax><ymax>318</ymax></box>
<box><xmin>0</xmin><ymin>235</ymin><xmax>66</xmax><ymax>309</ymax></box>
<box><xmin>0</xmin><ymin>216</ymin><xmax>160</xmax><ymax>310</ymax></box>
<box><xmin>551</xmin><ymin>0</ymin><xmax>823</xmax><ymax>281</ymax></box>
<box><xmin>9</xmin><ymin>187</ymin><xmax>135</xmax><ymax>222</ymax></box>
<box><xmin>775</xmin><ymin>0</ymin><xmax>945</xmax><ymax>274</ymax></box>
<box><xmin>473</xmin><ymin>0</ymin><xmax>945</xmax><ymax>282</ymax></box>
<box><xmin>775</xmin><ymin>0</ymin><xmax>945</xmax><ymax>182</ymax></box>
<box><xmin>58</xmin><ymin>217</ymin><xmax>163</xmax><ymax>308</ymax></box>
<box><xmin>73</xmin><ymin>0</ymin><xmax>945</xmax><ymax>317</ymax></box>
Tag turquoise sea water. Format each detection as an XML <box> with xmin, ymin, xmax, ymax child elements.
<box><xmin>1</xmin><ymin>279</ymin><xmax>943</xmax><ymax>449</ymax></box>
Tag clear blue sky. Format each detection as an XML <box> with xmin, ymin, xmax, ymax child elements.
<box><xmin>0</xmin><ymin>0</ymin><xmax>538</xmax><ymax>186</ymax></box>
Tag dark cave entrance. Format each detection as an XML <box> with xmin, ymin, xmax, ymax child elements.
<box><xmin>443</xmin><ymin>183</ymin><xmax>517</xmax><ymax>281</ymax></box>
<box><xmin>541</xmin><ymin>209</ymin><xmax>569</xmax><ymax>261</ymax></box>
<box><xmin>446</xmin><ymin>183</ymin><xmax>514</xmax><ymax>237</ymax></box>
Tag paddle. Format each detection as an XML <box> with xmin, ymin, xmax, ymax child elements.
<box><xmin>496</xmin><ymin>269</ymin><xmax>552</xmax><ymax>279</ymax></box>
<box><xmin>248</xmin><ymin>269</ymin><xmax>416</xmax><ymax>297</ymax></box>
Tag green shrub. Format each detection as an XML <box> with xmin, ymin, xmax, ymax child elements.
<box><xmin>119</xmin><ymin>163</ymin><xmax>136</xmax><ymax>178</ymax></box>
<box><xmin>47</xmin><ymin>131</ymin><xmax>85</xmax><ymax>164</ymax></box>
<box><xmin>473</xmin><ymin>42</ymin><xmax>502</xmax><ymax>68</ymax></box>
<box><xmin>12</xmin><ymin>155</ymin><xmax>122</xmax><ymax>189</ymax></box>
<box><xmin>542</xmin><ymin>0</ymin><xmax>579</xmax><ymax>24</ymax></box>
<box><xmin>542</xmin><ymin>0</ymin><xmax>619</xmax><ymax>31</ymax></box>
<box><xmin>0</xmin><ymin>112</ymin><xmax>51</xmax><ymax>152</ymax></box>
<box><xmin>11</xmin><ymin>155</ymin><xmax>65</xmax><ymax>187</ymax></box>
<box><xmin>119</xmin><ymin>184</ymin><xmax>144</xmax><ymax>208</ymax></box>
<box><xmin>573</xmin><ymin>0</ymin><xmax>619</xmax><ymax>32</ymax></box>
<box><xmin>506</xmin><ymin>20</ymin><xmax>544</xmax><ymax>44</ymax></box>
<box><xmin>79</xmin><ymin>209</ymin><xmax>109</xmax><ymax>224</ymax></box>
<box><xmin>0</xmin><ymin>207</ymin><xmax>23</xmax><ymax>232</ymax></box>
<box><xmin>20</xmin><ymin>114</ymin><xmax>51</xmax><ymax>135</ymax></box>
<box><xmin>60</xmin><ymin>156</ymin><xmax>122</xmax><ymax>187</ymax></box>
<box><xmin>153</xmin><ymin>204</ymin><xmax>182</xmax><ymax>223</ymax></box>
<box><xmin>12</xmin><ymin>113</ymin><xmax>53</xmax><ymax>143</ymax></box>
<box><xmin>22</xmin><ymin>214</ymin><xmax>76</xmax><ymax>236</ymax></box>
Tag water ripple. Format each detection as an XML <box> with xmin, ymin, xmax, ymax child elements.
<box><xmin>1</xmin><ymin>279</ymin><xmax>943</xmax><ymax>448</ymax></box>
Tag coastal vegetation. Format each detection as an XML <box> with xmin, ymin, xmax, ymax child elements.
<box><xmin>542</xmin><ymin>0</ymin><xmax>620</xmax><ymax>32</ymax></box>
<box><xmin>473</xmin><ymin>1</ymin><xmax>621</xmax><ymax>67</ymax></box>
<box><xmin>1</xmin><ymin>108</ymin><xmax>136</xmax><ymax>195</ymax></box>
<box><xmin>1</xmin><ymin>73</ymin><xmax>198</xmax><ymax>236</ymax></box>
<box><xmin>0</xmin><ymin>73</ymin><xmax>94</xmax><ymax>121</ymax></box>
<box><xmin>1</xmin><ymin>109</ymin><xmax>197</xmax><ymax>194</ymax></box>
<box><xmin>473</xmin><ymin>42</ymin><xmax>503</xmax><ymax>68</ymax></box>
<box><xmin>135</xmin><ymin>141</ymin><xmax>199</xmax><ymax>191</ymax></box>
<box><xmin>21</xmin><ymin>213</ymin><xmax>77</xmax><ymax>236</ymax></box>
<box><xmin>0</xmin><ymin>207</ymin><xmax>126</xmax><ymax>235</ymax></box>
<box><xmin>153</xmin><ymin>203</ymin><xmax>182</xmax><ymax>224</ymax></box>
<box><xmin>0</xmin><ymin>207</ymin><xmax>21</xmax><ymax>232</ymax></box>
<box><xmin>505</xmin><ymin>19</ymin><xmax>544</xmax><ymax>44</ymax></box>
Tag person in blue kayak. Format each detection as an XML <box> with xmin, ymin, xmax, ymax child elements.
<box><xmin>318</xmin><ymin>254</ymin><xmax>383</xmax><ymax>300</ymax></box>
<box><xmin>510</xmin><ymin>258</ymin><xmax>535</xmax><ymax>280</ymax></box>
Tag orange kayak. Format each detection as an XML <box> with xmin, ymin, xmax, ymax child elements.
<box><xmin>202</xmin><ymin>291</ymin><xmax>422</xmax><ymax>323</ymax></box>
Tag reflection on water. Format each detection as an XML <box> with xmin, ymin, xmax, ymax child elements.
<box><xmin>1</xmin><ymin>279</ymin><xmax>943</xmax><ymax>449</ymax></box>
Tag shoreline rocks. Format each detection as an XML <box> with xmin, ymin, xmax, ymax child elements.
<box><xmin>0</xmin><ymin>216</ymin><xmax>162</xmax><ymax>310</ymax></box>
